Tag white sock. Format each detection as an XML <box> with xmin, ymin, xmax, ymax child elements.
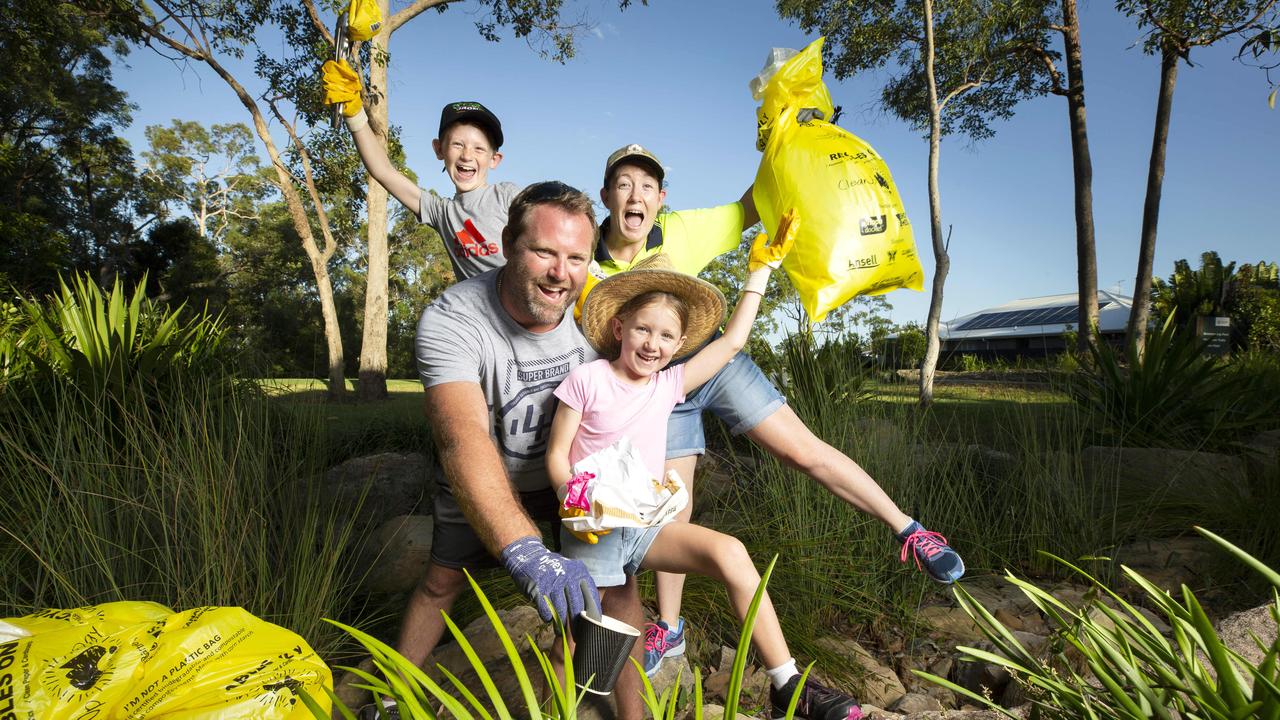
<box><xmin>765</xmin><ymin>659</ymin><xmax>799</xmax><ymax>690</ymax></box>
<box><xmin>895</xmin><ymin>517</ymin><xmax>918</xmax><ymax>538</ymax></box>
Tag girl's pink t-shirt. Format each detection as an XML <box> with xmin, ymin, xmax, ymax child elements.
<box><xmin>553</xmin><ymin>358</ymin><xmax>686</xmax><ymax>479</ymax></box>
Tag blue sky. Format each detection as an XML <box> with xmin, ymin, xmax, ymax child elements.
<box><xmin>113</xmin><ymin>0</ymin><xmax>1277</xmax><ymax>329</ymax></box>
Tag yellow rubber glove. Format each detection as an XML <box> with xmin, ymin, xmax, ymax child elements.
<box><xmin>321</xmin><ymin>59</ymin><xmax>363</xmax><ymax>117</ymax></box>
<box><xmin>749</xmin><ymin>208</ymin><xmax>799</xmax><ymax>271</ymax></box>
<box><xmin>559</xmin><ymin>506</ymin><xmax>611</xmax><ymax>545</ymax></box>
<box><xmin>346</xmin><ymin>0</ymin><xmax>383</xmax><ymax>41</ymax></box>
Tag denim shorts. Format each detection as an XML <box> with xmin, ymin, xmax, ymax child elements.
<box><xmin>559</xmin><ymin>525</ymin><xmax>663</xmax><ymax>587</ymax></box>
<box><xmin>431</xmin><ymin>479</ymin><xmax>561</xmax><ymax>570</ymax></box>
<box><xmin>666</xmin><ymin>350</ymin><xmax>786</xmax><ymax>459</ymax></box>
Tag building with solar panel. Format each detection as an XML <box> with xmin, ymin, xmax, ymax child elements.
<box><xmin>937</xmin><ymin>290</ymin><xmax>1134</xmax><ymax>361</ymax></box>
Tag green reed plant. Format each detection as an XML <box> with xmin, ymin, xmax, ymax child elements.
<box><xmin>310</xmin><ymin>559</ymin><xmax>790</xmax><ymax>719</ymax></box>
<box><xmin>917</xmin><ymin>526</ymin><xmax>1280</xmax><ymax>719</ymax></box>
<box><xmin>0</xmin><ymin>371</ymin><xmax>364</xmax><ymax>655</ymax></box>
<box><xmin>682</xmin><ymin>330</ymin><xmax>1122</xmax><ymax>675</ymax></box>
<box><xmin>1071</xmin><ymin>315</ymin><xmax>1278</xmax><ymax>449</ymax></box>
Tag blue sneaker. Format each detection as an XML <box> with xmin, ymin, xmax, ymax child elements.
<box><xmin>897</xmin><ymin>520</ymin><xmax>965</xmax><ymax>584</ymax></box>
<box><xmin>642</xmin><ymin>618</ymin><xmax>686</xmax><ymax>676</ymax></box>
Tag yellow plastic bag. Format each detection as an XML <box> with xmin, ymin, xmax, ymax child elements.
<box><xmin>346</xmin><ymin>0</ymin><xmax>383</xmax><ymax>41</ymax></box>
<box><xmin>0</xmin><ymin>602</ymin><xmax>331</xmax><ymax>719</ymax></box>
<box><xmin>752</xmin><ymin>37</ymin><xmax>924</xmax><ymax>323</ymax></box>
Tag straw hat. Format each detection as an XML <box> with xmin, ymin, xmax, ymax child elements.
<box><xmin>581</xmin><ymin>253</ymin><xmax>726</xmax><ymax>360</ymax></box>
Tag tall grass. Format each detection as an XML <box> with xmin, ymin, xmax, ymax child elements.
<box><xmin>676</xmin><ymin>333</ymin><xmax>1123</xmax><ymax>678</ymax></box>
<box><xmin>0</xmin><ymin>375</ymin><xmax>364</xmax><ymax>656</ymax></box>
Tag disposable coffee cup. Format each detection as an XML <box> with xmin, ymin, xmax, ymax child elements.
<box><xmin>571</xmin><ymin>612</ymin><xmax>641</xmax><ymax>695</ymax></box>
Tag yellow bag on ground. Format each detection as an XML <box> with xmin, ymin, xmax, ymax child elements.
<box><xmin>752</xmin><ymin>37</ymin><xmax>924</xmax><ymax>323</ymax></box>
<box><xmin>0</xmin><ymin>602</ymin><xmax>330</xmax><ymax>719</ymax></box>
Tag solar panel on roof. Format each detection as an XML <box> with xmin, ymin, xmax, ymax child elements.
<box><xmin>954</xmin><ymin>302</ymin><xmax>1111</xmax><ymax>331</ymax></box>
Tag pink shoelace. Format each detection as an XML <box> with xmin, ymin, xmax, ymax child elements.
<box><xmin>643</xmin><ymin>623</ymin><xmax>672</xmax><ymax>653</ymax></box>
<box><xmin>899</xmin><ymin>528</ymin><xmax>950</xmax><ymax>571</ymax></box>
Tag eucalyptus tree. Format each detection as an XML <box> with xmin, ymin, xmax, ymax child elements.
<box><xmin>1120</xmin><ymin>0</ymin><xmax>1278</xmax><ymax>352</ymax></box>
<box><xmin>140</xmin><ymin>120</ymin><xmax>266</xmax><ymax>244</ymax></box>
<box><xmin>777</xmin><ymin>0</ymin><xmax>1056</xmax><ymax>405</ymax></box>
<box><xmin>1014</xmin><ymin>0</ymin><xmax>1101</xmax><ymax>356</ymax></box>
<box><xmin>115</xmin><ymin>0</ymin><xmax>354</xmax><ymax>398</ymax></box>
<box><xmin>1237</xmin><ymin>25</ymin><xmax>1279</xmax><ymax>105</ymax></box>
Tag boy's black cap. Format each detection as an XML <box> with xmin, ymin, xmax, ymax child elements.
<box><xmin>438</xmin><ymin>101</ymin><xmax>503</xmax><ymax>149</ymax></box>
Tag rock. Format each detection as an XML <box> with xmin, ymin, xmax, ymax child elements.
<box><xmin>458</xmin><ymin>605</ymin><xmax>545</xmax><ymax>662</ymax></box>
<box><xmin>1112</xmin><ymin>535</ymin><xmax>1221</xmax><ymax>595</ymax></box>
<box><xmin>1217</xmin><ymin>603</ymin><xmax>1278</xmax><ymax>667</ymax></box>
<box><xmin>716</xmin><ymin>645</ymin><xmax>737</xmax><ymax>672</ymax></box>
<box><xmin>921</xmin><ymin>681</ymin><xmax>958</xmax><ymax>710</ymax></box>
<box><xmin>331</xmin><ymin>657</ymin><xmax>378</xmax><ymax>714</ymax></box>
<box><xmin>704</xmin><ymin>668</ymin><xmax>731</xmax><ymax>702</ymax></box>
<box><xmin>1009</xmin><ymin>631</ymin><xmax>1049</xmax><ymax>656</ymax></box>
<box><xmin>992</xmin><ymin>608</ymin><xmax>1023</xmax><ymax>631</ymax></box>
<box><xmin>919</xmin><ymin>606</ymin><xmax>985</xmax><ymax>643</ymax></box>
<box><xmin>649</xmin><ymin>652</ymin><xmax>694</xmax><ymax>699</ymax></box>
<box><xmin>949</xmin><ymin>643</ymin><xmax>1011</xmax><ymax>700</ymax></box>
<box><xmin>890</xmin><ymin>692</ymin><xmax>944</xmax><ymax>713</ymax></box>
<box><xmin>816</xmin><ymin>637</ymin><xmax>906</xmax><ymax>708</ymax></box>
<box><xmin>1081</xmin><ymin>446</ymin><xmax>1249</xmax><ymax>505</ymax></box>
<box><xmin>701</xmin><ymin>703</ymin><xmax>755</xmax><ymax>720</ymax></box>
<box><xmin>1001</xmin><ymin>676</ymin><xmax>1032</xmax><ymax>709</ymax></box>
<box><xmin>356</xmin><ymin>514</ymin><xmax>434</xmax><ymax>593</ymax></box>
<box><xmin>326</xmin><ymin>451</ymin><xmax>431</xmax><ymax>527</ymax></box>
<box><xmin>1243</xmin><ymin>429</ymin><xmax>1280</xmax><ymax>475</ymax></box>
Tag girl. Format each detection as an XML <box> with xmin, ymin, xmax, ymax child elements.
<box><xmin>546</xmin><ymin>217</ymin><xmax>863</xmax><ymax>720</ymax></box>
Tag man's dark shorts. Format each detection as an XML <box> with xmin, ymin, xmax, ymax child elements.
<box><xmin>430</xmin><ymin>479</ymin><xmax>562</xmax><ymax>569</ymax></box>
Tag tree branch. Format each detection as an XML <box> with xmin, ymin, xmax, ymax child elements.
<box><xmin>301</xmin><ymin>0</ymin><xmax>333</xmax><ymax>44</ymax></box>
<box><xmin>390</xmin><ymin>0</ymin><xmax>452</xmax><ymax>33</ymax></box>
<box><xmin>939</xmin><ymin>80</ymin><xmax>982</xmax><ymax>112</ymax></box>
<box><xmin>265</xmin><ymin>97</ymin><xmax>339</xmax><ymax>261</ymax></box>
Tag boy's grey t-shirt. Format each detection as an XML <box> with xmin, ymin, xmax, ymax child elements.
<box><xmin>416</xmin><ymin>270</ymin><xmax>597</xmax><ymax>493</ymax></box>
<box><xmin>417</xmin><ymin>181</ymin><xmax>521</xmax><ymax>281</ymax></box>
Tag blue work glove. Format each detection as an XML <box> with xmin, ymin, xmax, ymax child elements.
<box><xmin>500</xmin><ymin>536</ymin><xmax>601</xmax><ymax>624</ymax></box>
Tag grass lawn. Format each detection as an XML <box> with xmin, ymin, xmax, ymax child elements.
<box><xmin>261</xmin><ymin>378</ymin><xmax>429</xmax><ymax>462</ymax></box>
<box><xmin>862</xmin><ymin>378</ymin><xmax>1078</xmax><ymax>450</ymax></box>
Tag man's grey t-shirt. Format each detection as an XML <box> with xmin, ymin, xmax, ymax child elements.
<box><xmin>418</xmin><ymin>181</ymin><xmax>520</xmax><ymax>281</ymax></box>
<box><xmin>416</xmin><ymin>270</ymin><xmax>597</xmax><ymax>493</ymax></box>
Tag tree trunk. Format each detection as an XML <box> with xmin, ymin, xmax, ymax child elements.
<box><xmin>357</xmin><ymin>2</ymin><xmax>391</xmax><ymax>401</ymax></box>
<box><xmin>176</xmin><ymin>36</ymin><xmax>348</xmax><ymax>399</ymax></box>
<box><xmin>919</xmin><ymin>0</ymin><xmax>949</xmax><ymax>407</ymax></box>
<box><xmin>1062</xmin><ymin>0</ymin><xmax>1099</xmax><ymax>356</ymax></box>
<box><xmin>1127</xmin><ymin>48</ymin><xmax>1179</xmax><ymax>354</ymax></box>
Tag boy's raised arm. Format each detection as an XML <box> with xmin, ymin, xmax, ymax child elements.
<box><xmin>321</xmin><ymin>60</ymin><xmax>422</xmax><ymax>213</ymax></box>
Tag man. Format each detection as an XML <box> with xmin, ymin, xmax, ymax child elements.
<box><xmin>592</xmin><ymin>144</ymin><xmax>965</xmax><ymax>677</ymax></box>
<box><xmin>382</xmin><ymin>181</ymin><xmax>644</xmax><ymax>720</ymax></box>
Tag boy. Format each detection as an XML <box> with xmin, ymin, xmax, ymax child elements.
<box><xmin>322</xmin><ymin>59</ymin><xmax>517</xmax><ymax>280</ymax></box>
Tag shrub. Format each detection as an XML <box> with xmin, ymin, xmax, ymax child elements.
<box><xmin>919</xmin><ymin>526</ymin><xmax>1280</xmax><ymax>719</ymax></box>
<box><xmin>1</xmin><ymin>272</ymin><xmax>229</xmax><ymax>399</ymax></box>
<box><xmin>1071</xmin><ymin>315</ymin><xmax>1279</xmax><ymax>449</ymax></box>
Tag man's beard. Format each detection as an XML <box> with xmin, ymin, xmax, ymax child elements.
<box><xmin>505</xmin><ymin>266</ymin><xmax>576</xmax><ymax>326</ymax></box>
